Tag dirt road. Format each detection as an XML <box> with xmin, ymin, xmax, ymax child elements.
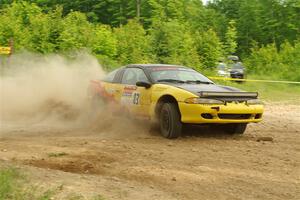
<box><xmin>0</xmin><ymin>103</ymin><xmax>299</xmax><ymax>200</ymax></box>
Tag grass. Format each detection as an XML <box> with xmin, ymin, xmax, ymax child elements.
<box><xmin>203</xmin><ymin>69</ymin><xmax>300</xmax><ymax>103</ymax></box>
<box><xmin>0</xmin><ymin>167</ymin><xmax>55</xmax><ymax>200</ymax></box>
<box><xmin>92</xmin><ymin>195</ymin><xmax>106</xmax><ymax>200</ymax></box>
<box><xmin>213</xmin><ymin>76</ymin><xmax>300</xmax><ymax>103</ymax></box>
<box><xmin>0</xmin><ymin>167</ymin><xmax>107</xmax><ymax>200</ymax></box>
<box><xmin>48</xmin><ymin>152</ymin><xmax>68</xmax><ymax>157</ymax></box>
<box><xmin>0</xmin><ymin>168</ymin><xmax>21</xmax><ymax>200</ymax></box>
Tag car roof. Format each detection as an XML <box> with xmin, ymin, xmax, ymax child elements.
<box><xmin>126</xmin><ymin>64</ymin><xmax>188</xmax><ymax>69</ymax></box>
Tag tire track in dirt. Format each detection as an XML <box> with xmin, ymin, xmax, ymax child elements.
<box><xmin>0</xmin><ymin>103</ymin><xmax>300</xmax><ymax>199</ymax></box>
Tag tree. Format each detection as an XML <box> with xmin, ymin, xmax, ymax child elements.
<box><xmin>224</xmin><ymin>20</ymin><xmax>237</xmax><ymax>55</ymax></box>
<box><xmin>0</xmin><ymin>2</ymin><xmax>118</xmax><ymax>59</ymax></box>
<box><xmin>91</xmin><ymin>25</ymin><xmax>117</xmax><ymax>58</ymax></box>
<box><xmin>150</xmin><ymin>20</ymin><xmax>201</xmax><ymax>69</ymax></box>
<box><xmin>236</xmin><ymin>0</ymin><xmax>261</xmax><ymax>55</ymax></box>
<box><xmin>114</xmin><ymin>20</ymin><xmax>154</xmax><ymax>64</ymax></box>
<box><xmin>0</xmin><ymin>1</ymin><xmax>44</xmax><ymax>51</ymax></box>
<box><xmin>245</xmin><ymin>40</ymin><xmax>300</xmax><ymax>81</ymax></box>
<box><xmin>26</xmin><ymin>0</ymin><xmax>147</xmax><ymax>26</ymax></box>
<box><xmin>209</xmin><ymin>0</ymin><xmax>300</xmax><ymax>55</ymax></box>
<box><xmin>194</xmin><ymin>29</ymin><xmax>224</xmax><ymax>68</ymax></box>
<box><xmin>59</xmin><ymin>12</ymin><xmax>93</xmax><ymax>51</ymax></box>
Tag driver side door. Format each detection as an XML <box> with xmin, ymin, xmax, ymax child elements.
<box><xmin>120</xmin><ymin>67</ymin><xmax>152</xmax><ymax>117</ymax></box>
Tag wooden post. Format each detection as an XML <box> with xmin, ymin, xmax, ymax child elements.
<box><xmin>136</xmin><ymin>0</ymin><xmax>141</xmax><ymax>21</ymax></box>
<box><xmin>9</xmin><ymin>38</ymin><xmax>14</xmax><ymax>55</ymax></box>
<box><xmin>7</xmin><ymin>38</ymin><xmax>14</xmax><ymax>66</ymax></box>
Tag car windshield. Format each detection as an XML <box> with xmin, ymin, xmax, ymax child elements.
<box><xmin>231</xmin><ymin>62</ymin><xmax>244</xmax><ymax>70</ymax></box>
<box><xmin>149</xmin><ymin>67</ymin><xmax>214</xmax><ymax>84</ymax></box>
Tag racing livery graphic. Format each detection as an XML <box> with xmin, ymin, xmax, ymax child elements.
<box><xmin>89</xmin><ymin>64</ymin><xmax>264</xmax><ymax>139</ymax></box>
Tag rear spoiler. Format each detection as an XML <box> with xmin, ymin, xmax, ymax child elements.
<box><xmin>199</xmin><ymin>91</ymin><xmax>258</xmax><ymax>98</ymax></box>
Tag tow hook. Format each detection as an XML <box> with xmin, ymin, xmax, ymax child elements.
<box><xmin>211</xmin><ymin>106</ymin><xmax>220</xmax><ymax>111</ymax></box>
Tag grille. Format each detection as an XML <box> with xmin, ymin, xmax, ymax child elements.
<box><xmin>218</xmin><ymin>114</ymin><xmax>251</xmax><ymax>120</ymax></box>
<box><xmin>201</xmin><ymin>113</ymin><xmax>213</xmax><ymax>119</ymax></box>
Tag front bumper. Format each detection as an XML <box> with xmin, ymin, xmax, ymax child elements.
<box><xmin>178</xmin><ymin>102</ymin><xmax>263</xmax><ymax>124</ymax></box>
<box><xmin>230</xmin><ymin>72</ymin><xmax>244</xmax><ymax>79</ymax></box>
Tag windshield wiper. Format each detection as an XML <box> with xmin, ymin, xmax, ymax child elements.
<box><xmin>185</xmin><ymin>80</ymin><xmax>213</xmax><ymax>84</ymax></box>
<box><xmin>157</xmin><ymin>79</ymin><xmax>185</xmax><ymax>83</ymax></box>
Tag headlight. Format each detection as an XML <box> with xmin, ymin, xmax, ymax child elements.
<box><xmin>185</xmin><ymin>97</ymin><xmax>224</xmax><ymax>104</ymax></box>
<box><xmin>247</xmin><ymin>99</ymin><xmax>262</xmax><ymax>105</ymax></box>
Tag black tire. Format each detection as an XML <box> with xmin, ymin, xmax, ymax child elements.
<box><xmin>159</xmin><ymin>103</ymin><xmax>182</xmax><ymax>139</ymax></box>
<box><xmin>148</xmin><ymin>122</ymin><xmax>160</xmax><ymax>135</ymax></box>
<box><xmin>236</xmin><ymin>74</ymin><xmax>244</xmax><ymax>83</ymax></box>
<box><xmin>223</xmin><ymin>123</ymin><xmax>247</xmax><ymax>135</ymax></box>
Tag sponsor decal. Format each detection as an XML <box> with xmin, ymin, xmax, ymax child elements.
<box><xmin>121</xmin><ymin>86</ymin><xmax>140</xmax><ymax>105</ymax></box>
<box><xmin>122</xmin><ymin>86</ymin><xmax>137</xmax><ymax>97</ymax></box>
<box><xmin>132</xmin><ymin>92</ymin><xmax>140</xmax><ymax>105</ymax></box>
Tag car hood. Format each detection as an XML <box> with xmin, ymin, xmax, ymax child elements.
<box><xmin>172</xmin><ymin>83</ymin><xmax>241</xmax><ymax>94</ymax></box>
<box><xmin>162</xmin><ymin>83</ymin><xmax>257</xmax><ymax>100</ymax></box>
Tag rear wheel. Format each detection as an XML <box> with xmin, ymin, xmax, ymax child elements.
<box><xmin>223</xmin><ymin>123</ymin><xmax>247</xmax><ymax>134</ymax></box>
<box><xmin>89</xmin><ymin>95</ymin><xmax>107</xmax><ymax>120</ymax></box>
<box><xmin>159</xmin><ymin>103</ymin><xmax>182</xmax><ymax>139</ymax></box>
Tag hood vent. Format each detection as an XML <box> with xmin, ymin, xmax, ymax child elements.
<box><xmin>199</xmin><ymin>91</ymin><xmax>258</xmax><ymax>98</ymax></box>
<box><xmin>198</xmin><ymin>91</ymin><xmax>258</xmax><ymax>101</ymax></box>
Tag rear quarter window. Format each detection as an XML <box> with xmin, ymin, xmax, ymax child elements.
<box><xmin>103</xmin><ymin>69</ymin><xmax>118</xmax><ymax>83</ymax></box>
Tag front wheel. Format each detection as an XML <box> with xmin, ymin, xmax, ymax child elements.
<box><xmin>159</xmin><ymin>103</ymin><xmax>182</xmax><ymax>139</ymax></box>
<box><xmin>223</xmin><ymin>123</ymin><xmax>247</xmax><ymax>135</ymax></box>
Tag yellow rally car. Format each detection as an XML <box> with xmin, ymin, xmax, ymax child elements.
<box><xmin>89</xmin><ymin>64</ymin><xmax>263</xmax><ymax>139</ymax></box>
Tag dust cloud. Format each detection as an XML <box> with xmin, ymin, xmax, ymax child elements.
<box><xmin>0</xmin><ymin>52</ymin><xmax>106</xmax><ymax>132</ymax></box>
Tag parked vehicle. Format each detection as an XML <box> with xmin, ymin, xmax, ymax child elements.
<box><xmin>228</xmin><ymin>56</ymin><xmax>246</xmax><ymax>81</ymax></box>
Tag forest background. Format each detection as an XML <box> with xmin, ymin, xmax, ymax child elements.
<box><xmin>0</xmin><ymin>0</ymin><xmax>299</xmax><ymax>81</ymax></box>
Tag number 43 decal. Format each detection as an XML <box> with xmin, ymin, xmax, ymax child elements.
<box><xmin>133</xmin><ymin>92</ymin><xmax>140</xmax><ymax>105</ymax></box>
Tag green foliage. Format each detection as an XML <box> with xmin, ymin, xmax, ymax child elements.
<box><xmin>91</xmin><ymin>25</ymin><xmax>117</xmax><ymax>58</ymax></box>
<box><xmin>235</xmin><ymin>0</ymin><xmax>261</xmax><ymax>55</ymax></box>
<box><xmin>0</xmin><ymin>0</ymin><xmax>299</xmax><ymax>78</ymax></box>
<box><xmin>246</xmin><ymin>43</ymin><xmax>280</xmax><ymax>73</ymax></box>
<box><xmin>114</xmin><ymin>20</ymin><xmax>154</xmax><ymax>64</ymax></box>
<box><xmin>47</xmin><ymin>152</ymin><xmax>68</xmax><ymax>157</ymax></box>
<box><xmin>0</xmin><ymin>2</ymin><xmax>117</xmax><ymax>68</ymax></box>
<box><xmin>148</xmin><ymin>0</ymin><xmax>185</xmax><ymax>21</ymax></box>
<box><xmin>224</xmin><ymin>20</ymin><xmax>237</xmax><ymax>55</ymax></box>
<box><xmin>59</xmin><ymin>12</ymin><xmax>94</xmax><ymax>51</ymax></box>
<box><xmin>0</xmin><ymin>167</ymin><xmax>55</xmax><ymax>200</ymax></box>
<box><xmin>0</xmin><ymin>167</ymin><xmax>107</xmax><ymax>200</ymax></box>
<box><xmin>0</xmin><ymin>1</ymin><xmax>41</xmax><ymax>50</ymax></box>
<box><xmin>0</xmin><ymin>168</ymin><xmax>20</xmax><ymax>199</ymax></box>
<box><xmin>20</xmin><ymin>0</ymin><xmax>142</xmax><ymax>26</ymax></box>
<box><xmin>245</xmin><ymin>40</ymin><xmax>300</xmax><ymax>81</ymax></box>
<box><xmin>150</xmin><ymin>20</ymin><xmax>201</xmax><ymax>69</ymax></box>
<box><xmin>194</xmin><ymin>29</ymin><xmax>224</xmax><ymax>68</ymax></box>
<box><xmin>25</xmin><ymin>7</ymin><xmax>62</xmax><ymax>53</ymax></box>
<box><xmin>209</xmin><ymin>0</ymin><xmax>300</xmax><ymax>55</ymax></box>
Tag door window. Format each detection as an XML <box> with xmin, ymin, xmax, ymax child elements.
<box><xmin>121</xmin><ymin>68</ymin><xmax>148</xmax><ymax>85</ymax></box>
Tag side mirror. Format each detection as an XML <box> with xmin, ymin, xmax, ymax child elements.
<box><xmin>136</xmin><ymin>81</ymin><xmax>151</xmax><ymax>89</ymax></box>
